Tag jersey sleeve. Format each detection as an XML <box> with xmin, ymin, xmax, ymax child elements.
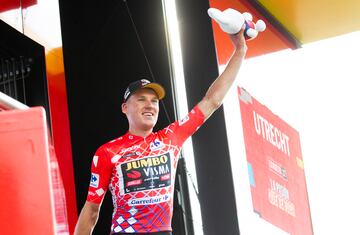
<box><xmin>163</xmin><ymin>104</ymin><xmax>205</xmax><ymax>147</ymax></box>
<box><xmin>86</xmin><ymin>145</ymin><xmax>113</xmax><ymax>204</ymax></box>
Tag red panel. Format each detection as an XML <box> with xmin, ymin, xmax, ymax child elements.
<box><xmin>46</xmin><ymin>48</ymin><xmax>78</xmax><ymax>233</ymax></box>
<box><xmin>0</xmin><ymin>107</ymin><xmax>56</xmax><ymax>234</ymax></box>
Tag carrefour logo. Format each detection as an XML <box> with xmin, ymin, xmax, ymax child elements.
<box><xmin>90</xmin><ymin>173</ymin><xmax>100</xmax><ymax>188</ymax></box>
<box><xmin>128</xmin><ymin>194</ymin><xmax>170</xmax><ymax>206</ymax></box>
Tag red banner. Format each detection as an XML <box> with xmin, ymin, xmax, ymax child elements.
<box><xmin>238</xmin><ymin>87</ymin><xmax>313</xmax><ymax>235</ymax></box>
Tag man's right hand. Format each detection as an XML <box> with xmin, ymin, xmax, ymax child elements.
<box><xmin>229</xmin><ymin>25</ymin><xmax>248</xmax><ymax>57</ymax></box>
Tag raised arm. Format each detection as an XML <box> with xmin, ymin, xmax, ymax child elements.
<box><xmin>198</xmin><ymin>26</ymin><xmax>247</xmax><ymax>120</ymax></box>
<box><xmin>74</xmin><ymin>201</ymin><xmax>101</xmax><ymax>235</ymax></box>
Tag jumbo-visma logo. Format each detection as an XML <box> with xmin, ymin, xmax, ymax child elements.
<box><xmin>124</xmin><ymin>154</ymin><xmax>169</xmax><ymax>172</ymax></box>
<box><xmin>121</xmin><ymin>153</ymin><xmax>172</xmax><ymax>194</ymax></box>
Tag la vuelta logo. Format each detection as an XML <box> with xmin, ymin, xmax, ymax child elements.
<box><xmin>150</xmin><ymin>139</ymin><xmax>165</xmax><ymax>151</ymax></box>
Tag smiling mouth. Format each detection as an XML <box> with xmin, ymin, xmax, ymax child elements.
<box><xmin>142</xmin><ymin>112</ymin><xmax>154</xmax><ymax>117</ymax></box>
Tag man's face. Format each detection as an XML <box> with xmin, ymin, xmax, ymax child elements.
<box><xmin>122</xmin><ymin>88</ymin><xmax>160</xmax><ymax>131</ymax></box>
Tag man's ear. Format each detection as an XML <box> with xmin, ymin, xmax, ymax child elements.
<box><xmin>121</xmin><ymin>102</ymin><xmax>127</xmax><ymax>114</ymax></box>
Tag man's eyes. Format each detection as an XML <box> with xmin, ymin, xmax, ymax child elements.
<box><xmin>137</xmin><ymin>98</ymin><xmax>158</xmax><ymax>103</ymax></box>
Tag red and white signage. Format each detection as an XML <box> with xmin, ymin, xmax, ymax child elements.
<box><xmin>237</xmin><ymin>87</ymin><xmax>313</xmax><ymax>235</ymax></box>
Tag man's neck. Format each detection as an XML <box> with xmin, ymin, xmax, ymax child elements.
<box><xmin>128</xmin><ymin>128</ymin><xmax>153</xmax><ymax>138</ymax></box>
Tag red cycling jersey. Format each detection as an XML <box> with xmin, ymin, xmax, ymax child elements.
<box><xmin>86</xmin><ymin>105</ymin><xmax>205</xmax><ymax>234</ymax></box>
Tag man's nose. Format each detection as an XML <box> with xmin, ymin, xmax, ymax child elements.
<box><xmin>144</xmin><ymin>99</ymin><xmax>155</xmax><ymax>108</ymax></box>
